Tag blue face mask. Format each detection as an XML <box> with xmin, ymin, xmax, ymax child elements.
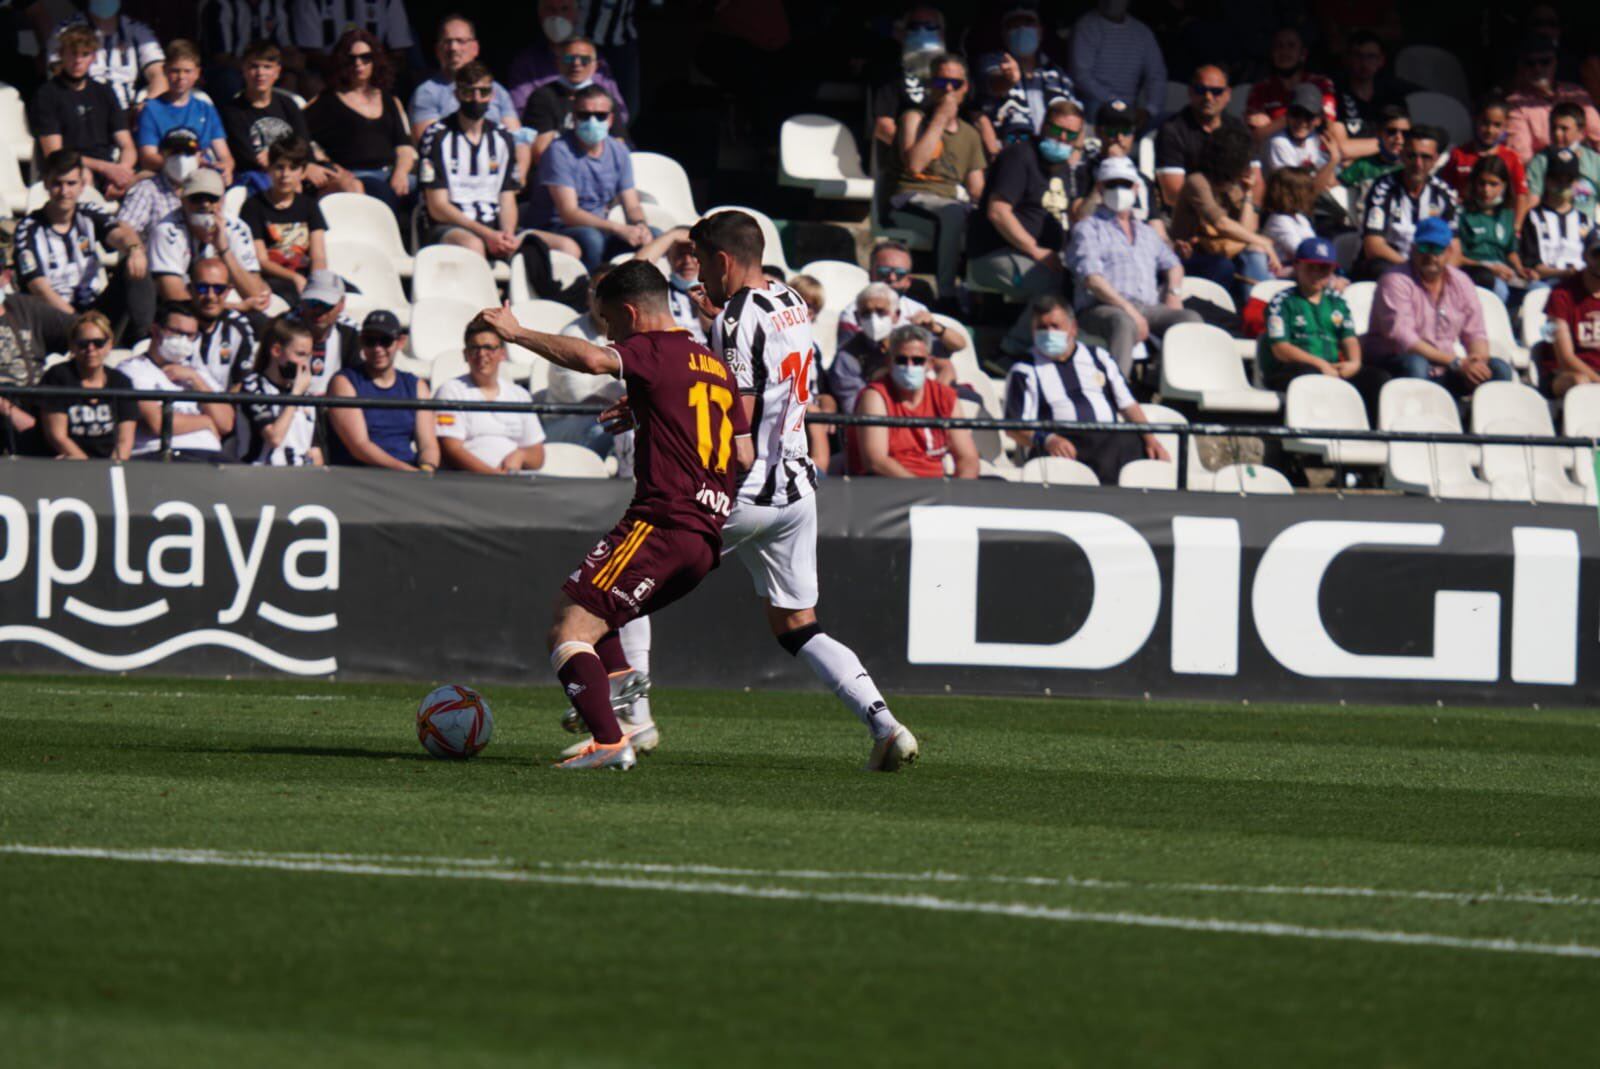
<box><xmin>575</xmin><ymin>116</ymin><xmax>609</xmax><ymax>146</ymax></box>
<box><xmin>1038</xmin><ymin>138</ymin><xmax>1072</xmax><ymax>164</ymax></box>
<box><xmin>1007</xmin><ymin>26</ymin><xmax>1040</xmax><ymax>57</ymax></box>
<box><xmin>669</xmin><ymin>273</ymin><xmax>697</xmax><ymax>293</ymax></box>
<box><xmin>89</xmin><ymin>0</ymin><xmax>120</xmax><ymax>17</ymax></box>
<box><xmin>892</xmin><ymin>363</ymin><xmax>927</xmax><ymax>391</ymax></box>
<box><xmin>1034</xmin><ymin>329</ymin><xmax>1070</xmax><ymax>357</ymax></box>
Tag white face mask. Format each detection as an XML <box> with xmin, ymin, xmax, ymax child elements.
<box><xmin>542</xmin><ymin>16</ymin><xmax>574</xmax><ymax>43</ymax></box>
<box><xmin>163</xmin><ymin>153</ymin><xmax>198</xmax><ymax>183</ymax></box>
<box><xmin>188</xmin><ymin>211</ymin><xmax>217</xmax><ymax>232</ymax></box>
<box><xmin>1103</xmin><ymin>185</ymin><xmax>1137</xmax><ymax>213</ymax></box>
<box><xmin>861</xmin><ymin>312</ymin><xmax>894</xmax><ymax>341</ymax></box>
<box><xmin>156</xmin><ymin>332</ymin><xmax>197</xmax><ymax>363</ymax></box>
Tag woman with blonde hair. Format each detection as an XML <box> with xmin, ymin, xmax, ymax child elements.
<box><xmin>37</xmin><ymin>310</ymin><xmax>137</xmax><ymax>460</ymax></box>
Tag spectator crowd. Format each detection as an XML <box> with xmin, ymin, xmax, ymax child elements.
<box><xmin>4</xmin><ymin>1</ymin><xmax>1600</xmax><ymax>489</ymax></box>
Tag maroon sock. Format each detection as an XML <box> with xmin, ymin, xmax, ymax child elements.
<box><xmin>595</xmin><ymin>630</ymin><xmax>630</xmax><ymax>674</ymax></box>
<box><xmin>557</xmin><ymin>650</ymin><xmax>624</xmax><ymax>744</ymax></box>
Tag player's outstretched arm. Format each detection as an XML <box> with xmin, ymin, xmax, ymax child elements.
<box><xmin>479</xmin><ymin>307</ymin><xmax>621</xmax><ymax>377</ymax></box>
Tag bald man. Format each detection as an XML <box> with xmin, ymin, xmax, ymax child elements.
<box><xmin>1153</xmin><ymin>64</ymin><xmax>1257</xmax><ymax>206</ymax></box>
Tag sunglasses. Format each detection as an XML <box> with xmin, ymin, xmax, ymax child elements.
<box><xmin>360</xmin><ymin>333</ymin><xmax>397</xmax><ymax>347</ymax></box>
<box><xmin>573</xmin><ymin>110</ymin><xmax>611</xmax><ymax>121</ymax></box>
<box><xmin>1043</xmin><ymin>123</ymin><xmax>1080</xmax><ymax>142</ymax></box>
<box><xmin>72</xmin><ymin>335</ymin><xmax>110</xmax><ymax>350</ymax></box>
<box><xmin>1414</xmin><ymin>242</ymin><xmax>1448</xmax><ymax>256</ymax></box>
<box><xmin>193</xmin><ymin>282</ymin><xmax>228</xmax><ymax>296</ymax></box>
<box><xmin>346</xmin><ymin>51</ymin><xmax>375</xmax><ymax>65</ymax></box>
<box><xmin>1100</xmin><ymin>125</ymin><xmax>1134</xmax><ymax>138</ymax></box>
<box><xmin>1382</xmin><ymin>126</ymin><xmax>1410</xmax><ymax>137</ymax></box>
<box><xmin>561</xmin><ymin>53</ymin><xmax>596</xmax><ymax>66</ymax></box>
<box><xmin>894</xmin><ymin>356</ymin><xmax>930</xmax><ymax>366</ymax></box>
<box><xmin>299</xmin><ymin>301</ymin><xmax>334</xmax><ymax>317</ymax></box>
<box><xmin>929</xmin><ymin>77</ymin><xmax>965</xmax><ymax>91</ymax></box>
<box><xmin>187</xmin><ymin>195</ymin><xmax>220</xmax><ymax>206</ymax></box>
<box><xmin>1191</xmin><ymin>84</ymin><xmax>1227</xmax><ymax>97</ymax></box>
<box><xmin>873</xmin><ymin>266</ymin><xmax>911</xmax><ymax>279</ymax></box>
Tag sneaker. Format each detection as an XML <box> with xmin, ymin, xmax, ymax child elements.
<box><xmin>553</xmin><ymin>738</ymin><xmax>637</xmax><ymax>771</ymax></box>
<box><xmin>864</xmin><ymin>725</ymin><xmax>918</xmax><ymax>772</ymax></box>
<box><xmin>560</xmin><ymin>721</ymin><xmax>659</xmax><ymax>760</ymax></box>
<box><xmin>560</xmin><ymin>669</ymin><xmax>653</xmax><ymax>734</ymax></box>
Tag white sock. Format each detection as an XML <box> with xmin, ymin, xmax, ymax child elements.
<box><xmin>619</xmin><ymin>617</ymin><xmax>652</xmax><ymax>725</ymax></box>
<box><xmin>797</xmin><ymin>632</ymin><xmax>898</xmax><ymax>739</ymax></box>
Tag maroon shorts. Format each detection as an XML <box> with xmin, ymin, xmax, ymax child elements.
<box><xmin>563</xmin><ymin>515</ymin><xmax>718</xmax><ymax>630</ymax></box>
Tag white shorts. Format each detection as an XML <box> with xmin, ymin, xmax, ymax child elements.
<box><xmin>721</xmin><ymin>495</ymin><xmax>819</xmax><ymax>610</ymax></box>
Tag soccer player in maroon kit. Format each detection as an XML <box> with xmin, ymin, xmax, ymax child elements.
<box><xmin>480</xmin><ymin>261</ymin><xmax>751</xmax><ymax>770</ymax></box>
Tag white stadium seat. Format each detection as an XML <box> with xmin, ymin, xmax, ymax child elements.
<box><xmin>1136</xmin><ymin>401</ymin><xmax>1200</xmax><ymax>483</ymax></box>
<box><xmin>1283</xmin><ymin>375</ymin><xmax>1387</xmax><ymax>467</ymax></box>
<box><xmin>539</xmin><ymin>442</ymin><xmax>611</xmax><ymax>478</ymax></box>
<box><xmin>1562</xmin><ymin>382</ymin><xmax>1600</xmax><ymax>504</ymax></box>
<box><xmin>407</xmin><ymin>296</ymin><xmax>480</xmax><ymax>363</ymax></box>
<box><xmin>549</xmin><ymin>249</ymin><xmax>589</xmax><ymax>293</ymax></box>
<box><xmin>779</xmin><ymin>114</ymin><xmax>874</xmax><ymax>201</ymax></box>
<box><xmin>1159</xmin><ymin>323</ymin><xmax>1280</xmax><ymax>414</ymax></box>
<box><xmin>1019</xmin><ymin>456</ymin><xmax>1101</xmax><ymax>486</ymax></box>
<box><xmin>1207</xmin><ymin>464</ymin><xmax>1294</xmax><ymax>494</ymax></box>
<box><xmin>414</xmin><ymin>244</ymin><xmax>500</xmax><ymax>307</ymax></box>
<box><xmin>606</xmin><ymin>200</ymin><xmax>687</xmax><ymax>231</ymax></box>
<box><xmin>1518</xmin><ymin>284</ymin><xmax>1551</xmax><ymax>349</ymax></box>
<box><xmin>1470</xmin><ymin>381</ymin><xmax>1586</xmax><ymax>504</ymax></box>
<box><xmin>796</xmin><ymin>259</ymin><xmax>869</xmax><ymax>315</ymax></box>
<box><xmin>320</xmin><ymin>192</ymin><xmax>414</xmax><ymax>277</ymax></box>
<box><xmin>1248</xmin><ymin>279</ymin><xmax>1293</xmax><ymax>305</ymax></box>
<box><xmin>703</xmin><ymin>205</ymin><xmax>789</xmax><ymax>272</ymax></box>
<box><xmin>631</xmin><ymin>151</ymin><xmax>699</xmax><ymax>224</ymax></box>
<box><xmin>1406</xmin><ymin>91</ymin><xmax>1473</xmax><ymax>151</ymax></box>
<box><xmin>1180</xmin><ymin>275</ymin><xmax>1237</xmax><ymax>314</ymax></box>
<box><xmin>1118</xmin><ymin>458</ymin><xmax>1178</xmax><ymax>489</ymax></box>
<box><xmin>1341</xmin><ymin>280</ymin><xmax>1377</xmax><ymax>334</ymax></box>
<box><xmin>1137</xmin><ymin>130</ymin><xmax>1156</xmax><ymax>181</ymax></box>
<box><xmin>509</xmin><ymin>298</ymin><xmax>579</xmax><ymax>335</ymax></box>
<box><xmin>1379</xmin><ymin>378</ymin><xmax>1492</xmax><ymax>499</ymax></box>
<box><xmin>0</xmin><ymin>85</ymin><xmax>30</xmax><ymax>171</ymax></box>
<box><xmin>328</xmin><ymin>239</ymin><xmax>411</xmax><ymax>327</ymax></box>
<box><xmin>0</xmin><ymin>143</ymin><xmax>27</xmax><ymax>216</ymax></box>
<box><xmin>1476</xmin><ymin>287</ymin><xmax>1529</xmax><ymax>370</ymax></box>
<box><xmin>1395</xmin><ymin>45</ymin><xmax>1472</xmax><ymax>106</ymax></box>
<box><xmin>224</xmin><ymin>184</ymin><xmax>248</xmax><ymax>219</ymax></box>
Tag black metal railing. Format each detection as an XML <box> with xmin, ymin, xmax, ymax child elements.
<box><xmin>2</xmin><ymin>383</ymin><xmax>1595</xmax><ymax>494</ymax></box>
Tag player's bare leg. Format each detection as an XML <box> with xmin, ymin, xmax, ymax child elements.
<box><xmin>547</xmin><ymin>596</ymin><xmax>637</xmax><ymax>770</ymax></box>
<box><xmin>766</xmin><ymin>602</ymin><xmax>918</xmax><ymax>771</ymax></box>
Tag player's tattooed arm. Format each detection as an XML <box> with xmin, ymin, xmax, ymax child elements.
<box><xmin>478</xmin><ymin>307</ymin><xmax>622</xmax><ymax>377</ymax></box>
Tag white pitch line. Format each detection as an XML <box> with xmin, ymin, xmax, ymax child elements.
<box><xmin>3</xmin><ymin>844</ymin><xmax>1597</xmax><ymax>962</ymax></box>
<box><xmin>14</xmin><ymin>688</ymin><xmax>347</xmax><ymax>701</ymax></box>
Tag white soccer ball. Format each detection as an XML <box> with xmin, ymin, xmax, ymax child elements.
<box><xmin>416</xmin><ymin>684</ymin><xmax>494</xmax><ymax>759</ymax></box>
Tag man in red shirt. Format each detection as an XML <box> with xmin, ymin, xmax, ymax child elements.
<box><xmin>1245</xmin><ymin>27</ymin><xmax>1337</xmax><ymax>148</ymax></box>
<box><xmin>481</xmin><ymin>261</ymin><xmax>751</xmax><ymax>770</ymax></box>
<box><xmin>851</xmin><ymin>323</ymin><xmax>979</xmax><ymax>478</ymax></box>
<box><xmin>1541</xmin><ymin>228</ymin><xmax>1600</xmax><ymax>396</ymax></box>
<box><xmin>1444</xmin><ymin>93</ymin><xmax>1529</xmax><ymax>210</ymax></box>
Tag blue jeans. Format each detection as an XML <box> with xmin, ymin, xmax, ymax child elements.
<box><xmin>1183</xmin><ymin>249</ymin><xmax>1273</xmax><ymax>305</ymax></box>
<box><xmin>349</xmin><ymin>167</ymin><xmax>416</xmax><ymax>215</ymax></box>
<box><xmin>1384</xmin><ymin>351</ymin><xmax>1514</xmax><ymax>395</ymax></box>
<box><xmin>558</xmin><ymin>224</ymin><xmax>660</xmax><ymax>270</ymax></box>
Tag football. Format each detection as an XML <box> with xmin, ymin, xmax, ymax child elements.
<box><xmin>416</xmin><ymin>685</ymin><xmax>494</xmax><ymax>759</ymax></box>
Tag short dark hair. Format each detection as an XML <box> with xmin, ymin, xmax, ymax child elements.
<box><xmin>155</xmin><ymin>300</ymin><xmax>199</xmax><ymax>329</ymax></box>
<box><xmin>463</xmin><ymin>314</ymin><xmax>500</xmax><ymax>342</ymax></box>
<box><xmin>267</xmin><ymin>135</ymin><xmax>310</xmax><ymax>167</ymax></box>
<box><xmin>242</xmin><ymin>39</ymin><xmax>282</xmax><ymax>64</ymax></box>
<box><xmin>1030</xmin><ymin>294</ymin><xmax>1071</xmax><ymax>321</ymax></box>
<box><xmin>436</xmin><ymin>12</ymin><xmax>474</xmax><ymax>40</ymax></box>
<box><xmin>927</xmin><ymin>52</ymin><xmax>966</xmax><ymax>76</ymax></box>
<box><xmin>594</xmin><ymin>260</ymin><xmax>670</xmax><ymax>313</ymax></box>
<box><xmin>690</xmin><ymin>210</ymin><xmax>765</xmax><ymax>268</ymax></box>
<box><xmin>1468</xmin><ymin>151</ymin><xmax>1511</xmax><ymax>199</ymax></box>
<box><xmin>1346</xmin><ymin>29</ymin><xmax>1384</xmax><ymax>53</ymax></box>
<box><xmin>41</xmin><ymin>149</ymin><xmax>83</xmax><ymax>184</ymax></box>
<box><xmin>573</xmin><ymin>84</ymin><xmax>615</xmax><ymax>111</ymax></box>
<box><xmin>1378</xmin><ymin>104</ymin><xmax>1411</xmax><ymax>127</ymax></box>
<box><xmin>1477</xmin><ymin>91</ymin><xmax>1509</xmax><ymax>117</ymax></box>
<box><xmin>257</xmin><ymin>315</ymin><xmax>313</xmax><ymax>372</ymax></box>
<box><xmin>1552</xmin><ymin>101</ymin><xmax>1587</xmax><ymax>129</ymax></box>
<box><xmin>1408</xmin><ymin>123</ymin><xmax>1448</xmax><ymax>153</ymax></box>
<box><xmin>455</xmin><ymin>60</ymin><xmax>493</xmax><ymax>89</ymax></box>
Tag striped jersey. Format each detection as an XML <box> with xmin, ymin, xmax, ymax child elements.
<box><xmin>1520</xmin><ymin>205</ymin><xmax>1590</xmax><ymax>273</ymax></box>
<box><xmin>47</xmin><ymin>15</ymin><xmax>164</xmax><ymax>110</ymax></box>
<box><xmin>712</xmin><ymin>281</ymin><xmax>818</xmax><ymax>506</ymax></box>
<box><xmin>1361</xmin><ymin>173</ymin><xmax>1458</xmax><ymax>257</ymax></box>
<box><xmin>581</xmin><ymin>0</ymin><xmax>637</xmax><ymax>46</ymax></box>
<box><xmin>419</xmin><ymin>115</ymin><xmax>521</xmax><ymax>228</ymax></box>
<box><xmin>235</xmin><ymin>371</ymin><xmax>319</xmax><ymax>466</ymax></box>
<box><xmin>193</xmin><ymin>310</ymin><xmax>257</xmax><ymax>388</ymax></box>
<box><xmin>14</xmin><ymin>205</ymin><xmax>115</xmax><ymax>308</ymax></box>
<box><xmin>291</xmin><ymin>0</ymin><xmax>414</xmax><ymax>50</ymax></box>
<box><xmin>203</xmin><ymin>0</ymin><xmax>295</xmax><ymax>57</ymax></box>
<box><xmin>1004</xmin><ymin>342</ymin><xmax>1134</xmax><ymax>428</ymax></box>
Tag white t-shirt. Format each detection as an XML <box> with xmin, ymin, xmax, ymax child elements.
<box><xmin>434</xmin><ymin>376</ymin><xmax>545</xmax><ymax>468</ymax></box>
<box><xmin>150</xmin><ymin>210</ymin><xmax>262</xmax><ymax>277</ymax></box>
<box><xmin>1266</xmin><ymin>131</ymin><xmax>1329</xmax><ymax>174</ymax></box>
<box><xmin>1262</xmin><ymin>212</ymin><xmax>1317</xmax><ymax>263</ymax></box>
<box><xmin>119</xmin><ymin>355</ymin><xmax>225</xmax><ymax>455</ymax></box>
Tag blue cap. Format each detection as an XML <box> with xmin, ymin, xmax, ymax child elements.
<box><xmin>1295</xmin><ymin>237</ymin><xmax>1337</xmax><ymax>264</ymax></box>
<box><xmin>1413</xmin><ymin>216</ymin><xmax>1454</xmax><ymax>251</ymax></box>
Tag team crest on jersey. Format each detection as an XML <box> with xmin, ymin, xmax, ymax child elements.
<box><xmin>632</xmin><ymin>578</ymin><xmax>656</xmax><ymax>602</ymax></box>
<box><xmin>1331</xmin><ymin>312</ymin><xmax>1344</xmax><ymax>327</ymax></box>
<box><xmin>586</xmin><ymin>539</ymin><xmax>612</xmax><ymax>564</ymax></box>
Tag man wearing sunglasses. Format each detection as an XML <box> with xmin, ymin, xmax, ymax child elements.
<box><xmin>1359</xmin><ymin>124</ymin><xmax>1459</xmax><ymax>277</ymax></box>
<box><xmin>187</xmin><ymin>257</ymin><xmax>257</xmax><ymax>387</ymax></box>
<box><xmin>530</xmin><ymin>83</ymin><xmax>654</xmax><ymax>269</ymax></box>
<box><xmin>289</xmin><ymin>269</ymin><xmax>357</xmax><ymax>393</ymax></box>
<box><xmin>1506</xmin><ymin>35</ymin><xmax>1600</xmax><ymax>164</ymax></box>
<box><xmin>835</xmin><ymin>241</ymin><xmax>961</xmax><ymax>351</ymax></box>
<box><xmin>1363</xmin><ymin>216</ymin><xmax>1511</xmax><ymax>397</ymax></box>
<box><xmin>892</xmin><ymin>53</ymin><xmax>986</xmax><ymax>303</ymax></box>
<box><xmin>506</xmin><ymin>0</ymin><xmax>628</xmax><ymax>123</ymax></box>
<box><xmin>410</xmin><ymin>15</ymin><xmax>530</xmax><ymax>184</ymax></box>
<box><xmin>969</xmin><ymin>97</ymin><xmax>1082</xmax><ymax>302</ymax></box>
<box><xmin>1154</xmin><ymin>65</ymin><xmax>1252</xmax><ymax>208</ymax></box>
<box><xmin>852</xmin><ymin>323</ymin><xmax>978</xmax><ymax>480</ymax></box>
<box><xmin>870</xmin><ymin>6</ymin><xmax>946</xmax><ymax>147</ymax></box>
<box><xmin>523</xmin><ymin>36</ymin><xmax>633</xmax><ymax>166</ymax></box>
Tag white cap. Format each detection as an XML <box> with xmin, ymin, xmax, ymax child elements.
<box><xmin>1096</xmin><ymin>156</ymin><xmax>1140</xmax><ymax>184</ymax></box>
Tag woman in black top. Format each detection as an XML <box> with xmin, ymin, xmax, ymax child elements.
<box><xmin>39</xmin><ymin>311</ymin><xmax>137</xmax><ymax>460</ymax></box>
<box><xmin>302</xmin><ymin>29</ymin><xmax>416</xmax><ymax>212</ymax></box>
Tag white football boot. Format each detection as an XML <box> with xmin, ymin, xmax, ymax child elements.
<box><xmin>864</xmin><ymin>724</ymin><xmax>919</xmax><ymax>772</ymax></box>
<box><xmin>553</xmin><ymin>738</ymin><xmax>637</xmax><ymax>771</ymax></box>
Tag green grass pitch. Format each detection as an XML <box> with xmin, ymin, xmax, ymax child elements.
<box><xmin>2</xmin><ymin>675</ymin><xmax>1597</xmax><ymax>1066</ymax></box>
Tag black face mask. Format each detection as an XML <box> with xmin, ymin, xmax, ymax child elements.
<box><xmin>459</xmin><ymin>99</ymin><xmax>490</xmax><ymax>120</ymax></box>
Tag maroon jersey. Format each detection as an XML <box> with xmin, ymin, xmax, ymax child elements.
<box><xmin>1546</xmin><ymin>276</ymin><xmax>1600</xmax><ymax>372</ymax></box>
<box><xmin>614</xmin><ymin>329</ymin><xmax>748</xmax><ymax>542</ymax></box>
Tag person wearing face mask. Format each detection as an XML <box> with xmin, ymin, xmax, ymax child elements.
<box><xmin>135</xmin><ymin>40</ymin><xmax>234</xmax><ymax>184</ymax></box>
<box><xmin>31</xmin><ymin>24</ymin><xmax>137</xmax><ymax>197</ymax></box>
<box><xmin>1507</xmin><ymin>36</ymin><xmax>1600</xmax><ymax>165</ymax></box>
<box><xmin>410</xmin><ymin>15</ymin><xmax>531</xmax><ymax>183</ymax></box>
<box><xmin>871</xmin><ymin>5</ymin><xmax>947</xmax><ymax>146</ymax></box>
<box><xmin>850</xmin><ymin>324</ymin><xmax>978</xmax><ymax>479</ymax></box>
<box><xmin>1244</xmin><ymin>27</ymin><xmax>1338</xmax><ymax>150</ymax></box>
<box><xmin>969</xmin><ymin>98</ymin><xmax>1081</xmax><ymax>303</ymax></box>
<box><xmin>233</xmin><ymin>315</ymin><xmax>323</xmax><ymax>466</ymax></box>
<box><xmin>1004</xmin><ymin>295</ymin><xmax>1167</xmax><ymax>483</ymax></box>
<box><xmin>149</xmin><ymin>168</ymin><xmax>271</xmax><ymax>309</ymax></box>
<box><xmin>832</xmin><ymin>282</ymin><xmax>962</xmax><ymax>416</ymax></box>
<box><xmin>1067</xmin><ymin>0</ymin><xmax>1164</xmax><ymax>127</ymax></box>
<box><xmin>116</xmin><ymin>130</ymin><xmax>200</xmax><ymax>248</ymax></box>
<box><xmin>44</xmin><ymin>0</ymin><xmax>167</xmax><ymax>113</ymax></box>
<box><xmin>523</xmin><ymin>36</ymin><xmax>634</xmax><ymax>167</ymax></box>
<box><xmin>633</xmin><ymin>226</ymin><xmax>713</xmax><ymax>342</ymax></box>
<box><xmin>120</xmin><ymin>300</ymin><xmax>236</xmax><ymax>461</ymax></box>
<box><xmin>506</xmin><ymin>0</ymin><xmax>628</xmax><ymax>121</ymax></box>
<box><xmin>529</xmin><ymin>84</ymin><xmax>655</xmax><ymax>269</ymax></box>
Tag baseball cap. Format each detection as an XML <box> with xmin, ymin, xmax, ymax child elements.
<box><xmin>160</xmin><ymin>128</ymin><xmax>200</xmax><ymax>153</ymax></box>
<box><xmin>1095</xmin><ymin>99</ymin><xmax>1134</xmax><ymax>129</ymax></box>
<box><xmin>1295</xmin><ymin>237</ymin><xmax>1337</xmax><ymax>264</ymax></box>
<box><xmin>1413</xmin><ymin>216</ymin><xmax>1454</xmax><ymax>252</ymax></box>
<box><xmin>301</xmin><ymin>269</ymin><xmax>346</xmax><ymax>307</ymax></box>
<box><xmin>1096</xmin><ymin>155</ymin><xmax>1140</xmax><ymax>184</ymax></box>
<box><xmin>1548</xmin><ymin>147</ymin><xmax>1581</xmax><ymax>180</ymax></box>
<box><xmin>1288</xmin><ymin>82</ymin><xmax>1323</xmax><ymax>117</ymax></box>
<box><xmin>360</xmin><ymin>309</ymin><xmax>403</xmax><ymax>339</ymax></box>
<box><xmin>182</xmin><ymin>169</ymin><xmax>225</xmax><ymax>199</ymax></box>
